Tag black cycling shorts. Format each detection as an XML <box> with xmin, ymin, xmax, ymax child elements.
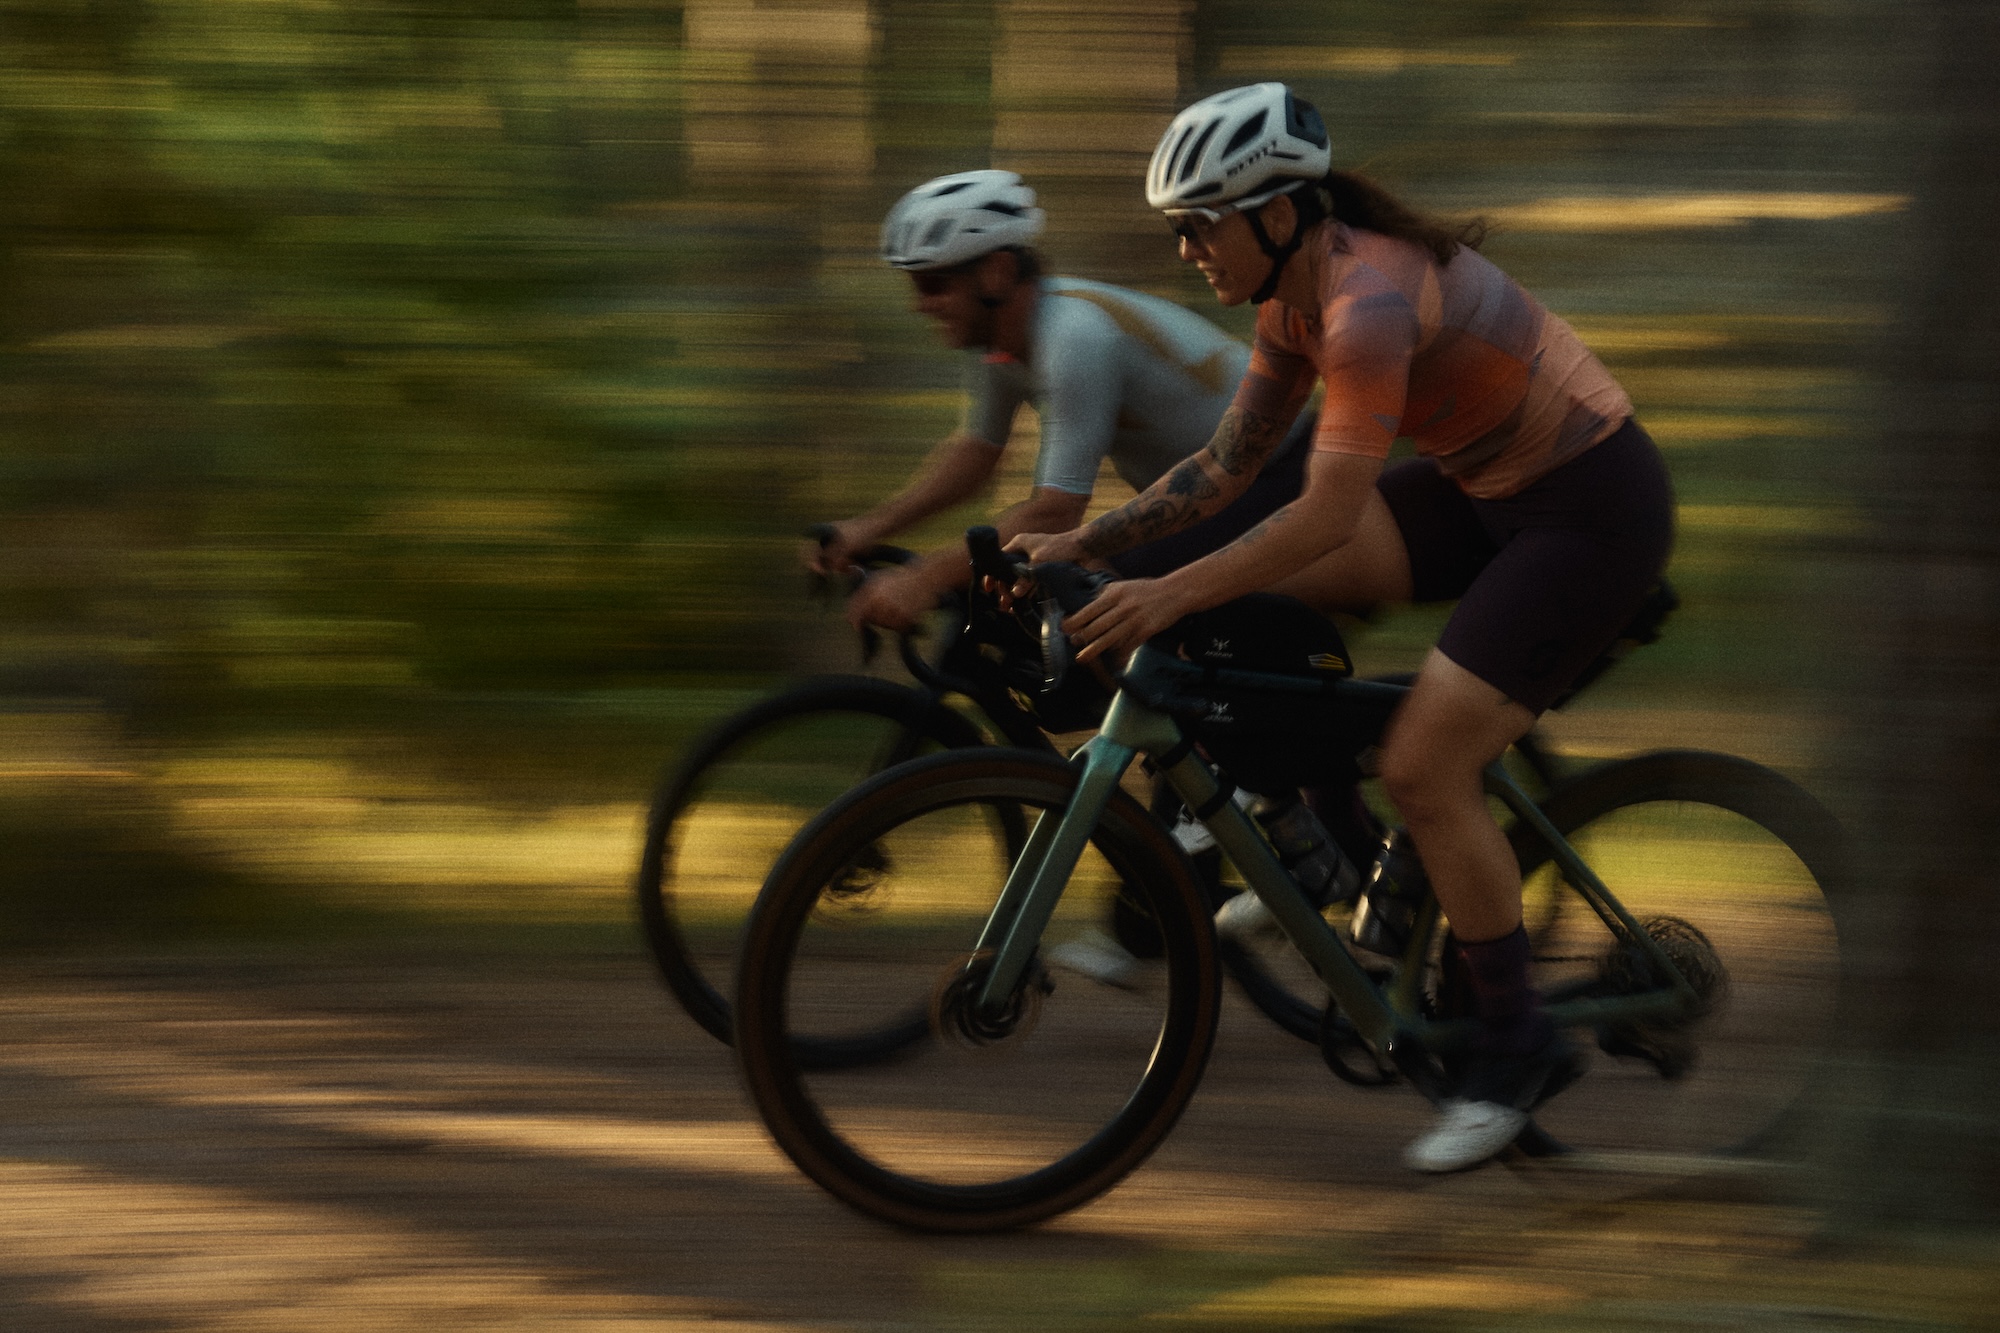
<box><xmin>1107</xmin><ymin>412</ymin><xmax>1315</xmax><ymax>580</ymax></box>
<box><xmin>1377</xmin><ymin>418</ymin><xmax>1675</xmax><ymax>714</ymax></box>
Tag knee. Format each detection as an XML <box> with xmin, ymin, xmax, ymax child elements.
<box><xmin>1377</xmin><ymin>735</ymin><xmax>1481</xmax><ymax>825</ymax></box>
<box><xmin>1377</xmin><ymin>739</ymin><xmax>1443</xmax><ymax>822</ymax></box>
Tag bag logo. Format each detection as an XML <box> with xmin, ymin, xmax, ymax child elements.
<box><xmin>1203</xmin><ymin>700</ymin><xmax>1234</xmax><ymax>725</ymax></box>
<box><xmin>1205</xmin><ymin>637</ymin><xmax>1232</xmax><ymax>658</ymax></box>
<box><xmin>1307</xmin><ymin>652</ymin><xmax>1348</xmax><ymax>671</ymax></box>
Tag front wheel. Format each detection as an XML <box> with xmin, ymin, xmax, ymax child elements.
<box><xmin>1509</xmin><ymin>750</ymin><xmax>1848</xmax><ymax>1169</ymax></box>
<box><xmin>635</xmin><ymin>677</ymin><xmax>990</xmax><ymax>1048</ymax></box>
<box><xmin>735</xmin><ymin>748</ymin><xmax>1222</xmax><ymax>1232</ymax></box>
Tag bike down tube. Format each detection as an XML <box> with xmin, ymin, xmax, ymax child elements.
<box><xmin>1128</xmin><ymin>706</ymin><xmax>1402</xmax><ymax>1050</ymax></box>
<box><xmin>1483</xmin><ymin>761</ymin><xmax>1704</xmax><ymax>1027</ymax></box>
<box><xmin>972</xmin><ymin>733</ymin><xmax>1137</xmax><ymax>1018</ymax></box>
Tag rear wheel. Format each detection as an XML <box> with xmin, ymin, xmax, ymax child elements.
<box><xmin>1510</xmin><ymin>750</ymin><xmax>1847</xmax><ymax>1169</ymax></box>
<box><xmin>635</xmin><ymin>677</ymin><xmax>990</xmax><ymax>1051</ymax></box>
<box><xmin>735</xmin><ymin>748</ymin><xmax>1222</xmax><ymax>1232</ymax></box>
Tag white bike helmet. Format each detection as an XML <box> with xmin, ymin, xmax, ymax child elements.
<box><xmin>880</xmin><ymin>170</ymin><xmax>1046</xmax><ymax>272</ymax></box>
<box><xmin>1146</xmin><ymin>83</ymin><xmax>1331</xmax><ymax>214</ymax></box>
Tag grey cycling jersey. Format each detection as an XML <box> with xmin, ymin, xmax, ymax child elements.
<box><xmin>961</xmin><ymin>277</ymin><xmax>1250</xmax><ymax>495</ymax></box>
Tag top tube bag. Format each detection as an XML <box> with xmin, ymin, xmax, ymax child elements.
<box><xmin>1149</xmin><ymin>593</ymin><xmax>1375</xmax><ymax>794</ymax></box>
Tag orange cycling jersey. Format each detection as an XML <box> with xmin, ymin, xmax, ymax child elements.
<box><xmin>1241</xmin><ymin>221</ymin><xmax>1634</xmax><ymax>500</ymax></box>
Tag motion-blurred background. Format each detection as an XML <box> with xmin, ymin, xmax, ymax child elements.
<box><xmin>3</xmin><ymin>0</ymin><xmax>1994</xmax><ymax>1220</ymax></box>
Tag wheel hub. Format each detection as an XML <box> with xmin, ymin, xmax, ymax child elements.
<box><xmin>931</xmin><ymin>951</ymin><xmax>1051</xmax><ymax>1048</ymax></box>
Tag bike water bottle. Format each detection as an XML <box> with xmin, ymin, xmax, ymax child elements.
<box><xmin>1352</xmin><ymin>828</ymin><xmax>1426</xmax><ymax>955</ymax></box>
<box><xmin>1252</xmin><ymin>796</ymin><xmax>1360</xmax><ymax>906</ymax></box>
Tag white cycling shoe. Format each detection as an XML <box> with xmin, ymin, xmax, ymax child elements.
<box><xmin>1403</xmin><ymin>1035</ymin><xmax>1585</xmax><ymax>1173</ymax></box>
<box><xmin>1402</xmin><ymin>1099</ymin><xmax>1531</xmax><ymax>1173</ymax></box>
<box><xmin>1212</xmin><ymin>890</ymin><xmax>1284</xmax><ymax>943</ymax></box>
<box><xmin>1044</xmin><ymin>928</ymin><xmax>1142</xmax><ymax>989</ymax></box>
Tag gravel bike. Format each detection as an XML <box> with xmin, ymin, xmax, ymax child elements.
<box><xmin>732</xmin><ymin>542</ymin><xmax>1845</xmax><ymax>1231</ymax></box>
<box><xmin>637</xmin><ymin>530</ymin><xmax>1671</xmax><ymax>1057</ymax></box>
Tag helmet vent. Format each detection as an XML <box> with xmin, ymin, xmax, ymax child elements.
<box><xmin>1221</xmin><ymin>109</ymin><xmax>1267</xmax><ymax>159</ymax></box>
<box><xmin>1160</xmin><ymin>122</ymin><xmax>1198</xmax><ymax>190</ymax></box>
<box><xmin>921</xmin><ymin>217</ymin><xmax>955</xmax><ymax>248</ymax></box>
<box><xmin>1286</xmin><ymin>98</ymin><xmax>1329</xmax><ymax>148</ymax></box>
<box><xmin>1176</xmin><ymin>118</ymin><xmax>1223</xmax><ymax>185</ymax></box>
<box><xmin>929</xmin><ymin>181</ymin><xmax>974</xmax><ymax>197</ymax></box>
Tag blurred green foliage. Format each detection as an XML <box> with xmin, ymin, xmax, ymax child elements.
<box><xmin>0</xmin><ymin>0</ymin><xmax>1903</xmax><ymax>937</ymax></box>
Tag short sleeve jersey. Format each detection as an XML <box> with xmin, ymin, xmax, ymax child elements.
<box><xmin>1239</xmin><ymin>222</ymin><xmax>1634</xmax><ymax>499</ymax></box>
<box><xmin>960</xmin><ymin>277</ymin><xmax>1251</xmax><ymax>495</ymax></box>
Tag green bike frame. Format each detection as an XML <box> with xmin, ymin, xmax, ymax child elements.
<box><xmin>970</xmin><ymin>646</ymin><xmax>1706</xmax><ymax>1065</ymax></box>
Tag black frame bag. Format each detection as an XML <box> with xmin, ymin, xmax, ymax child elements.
<box><xmin>1151</xmin><ymin>593</ymin><xmax>1377</xmax><ymax>794</ymax></box>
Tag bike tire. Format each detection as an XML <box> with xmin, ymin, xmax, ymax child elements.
<box><xmin>1504</xmin><ymin>749</ymin><xmax>1848</xmax><ymax>1167</ymax></box>
<box><xmin>635</xmin><ymin>676</ymin><xmax>990</xmax><ymax>1051</ymax></box>
<box><xmin>735</xmin><ymin>748</ymin><xmax>1222</xmax><ymax>1233</ymax></box>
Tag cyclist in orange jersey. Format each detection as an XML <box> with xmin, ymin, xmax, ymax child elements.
<box><xmin>1012</xmin><ymin>84</ymin><xmax>1675</xmax><ymax>1173</ymax></box>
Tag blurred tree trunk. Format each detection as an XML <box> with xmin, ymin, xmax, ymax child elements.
<box><xmin>1828</xmin><ymin>0</ymin><xmax>2000</xmax><ymax>1225</ymax></box>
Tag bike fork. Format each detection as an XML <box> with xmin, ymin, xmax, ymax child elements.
<box><xmin>970</xmin><ymin>733</ymin><xmax>1136</xmax><ymax>1018</ymax></box>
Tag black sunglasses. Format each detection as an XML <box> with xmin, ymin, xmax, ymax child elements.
<box><xmin>1167</xmin><ymin>202</ymin><xmax>1250</xmax><ymax>247</ymax></box>
<box><xmin>910</xmin><ymin>263</ymin><xmax>976</xmax><ymax>296</ymax></box>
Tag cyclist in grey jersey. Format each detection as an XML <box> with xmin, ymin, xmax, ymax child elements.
<box><xmin>812</xmin><ymin>170</ymin><xmax>1301</xmax><ymax>632</ymax></box>
<box><xmin>962</xmin><ymin>275</ymin><xmax>1249</xmax><ymax>500</ymax></box>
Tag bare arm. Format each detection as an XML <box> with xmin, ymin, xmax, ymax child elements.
<box><xmin>809</xmin><ymin>431</ymin><xmax>1003</xmax><ymax>572</ymax></box>
<box><xmin>845</xmin><ymin>485</ymin><xmax>1090</xmax><ymax>631</ymax></box>
<box><xmin>903</xmin><ymin>486</ymin><xmax>1090</xmax><ymax>598</ymax></box>
<box><xmin>1059</xmin><ymin>451</ymin><xmax>1384</xmax><ymax>664</ymax></box>
<box><xmin>1033</xmin><ymin>405</ymin><xmax>1297</xmax><ymax>562</ymax></box>
<box><xmin>1150</xmin><ymin>450</ymin><xmax>1380</xmax><ymax>612</ymax></box>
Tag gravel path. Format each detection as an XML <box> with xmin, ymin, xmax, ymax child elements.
<box><xmin>0</xmin><ymin>948</ymin><xmax>1989</xmax><ymax>1331</ymax></box>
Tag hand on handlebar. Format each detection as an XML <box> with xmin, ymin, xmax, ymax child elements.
<box><xmin>844</xmin><ymin>564</ymin><xmax>938</xmax><ymax>634</ymax></box>
<box><xmin>1059</xmin><ymin>576</ymin><xmax>1196</xmax><ymax>666</ymax></box>
<box><xmin>802</xmin><ymin>519</ymin><xmax>874</xmax><ymax>577</ymax></box>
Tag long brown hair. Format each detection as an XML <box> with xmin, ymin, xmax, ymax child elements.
<box><xmin>1318</xmin><ymin>171</ymin><xmax>1488</xmax><ymax>266</ymax></box>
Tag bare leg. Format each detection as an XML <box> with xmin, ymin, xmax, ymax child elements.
<box><xmin>1376</xmin><ymin>649</ymin><xmax>1535</xmax><ymax>941</ymax></box>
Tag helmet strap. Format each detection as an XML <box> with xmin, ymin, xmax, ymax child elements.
<box><xmin>1243</xmin><ymin>205</ymin><xmax>1306</xmax><ymax>306</ymax></box>
<box><xmin>1243</xmin><ymin>185</ymin><xmax>1331</xmax><ymax>305</ymax></box>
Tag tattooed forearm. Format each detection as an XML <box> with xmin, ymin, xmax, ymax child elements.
<box><xmin>1209</xmin><ymin>406</ymin><xmax>1292</xmax><ymax>478</ymax></box>
<box><xmin>1078</xmin><ymin>494</ymin><xmax>1190</xmax><ymax>557</ymax></box>
<box><xmin>1164</xmin><ymin>455</ymin><xmax>1221</xmax><ymax>502</ymax></box>
<box><xmin>1070</xmin><ymin>456</ymin><xmax>1215</xmax><ymax>557</ymax></box>
<box><xmin>1066</xmin><ymin>409</ymin><xmax>1293</xmax><ymax>560</ymax></box>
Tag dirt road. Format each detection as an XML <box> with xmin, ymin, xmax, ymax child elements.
<box><xmin>0</xmin><ymin>948</ymin><xmax>1991</xmax><ymax>1331</ymax></box>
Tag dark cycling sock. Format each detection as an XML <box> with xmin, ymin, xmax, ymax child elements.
<box><xmin>1455</xmin><ymin>924</ymin><xmax>1553</xmax><ymax>1058</ymax></box>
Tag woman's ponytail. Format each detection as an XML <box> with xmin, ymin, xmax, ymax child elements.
<box><xmin>1321</xmin><ymin>171</ymin><xmax>1488</xmax><ymax>266</ymax></box>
